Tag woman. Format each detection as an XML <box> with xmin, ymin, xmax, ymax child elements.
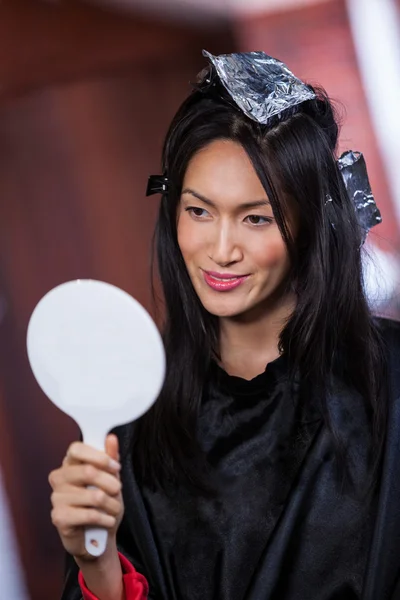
<box><xmin>50</xmin><ymin>51</ymin><xmax>400</xmax><ymax>600</ymax></box>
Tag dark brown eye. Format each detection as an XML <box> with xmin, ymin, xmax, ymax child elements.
<box><xmin>186</xmin><ymin>207</ymin><xmax>208</xmax><ymax>218</ymax></box>
<box><xmin>192</xmin><ymin>208</ymin><xmax>205</xmax><ymax>216</ymax></box>
<box><xmin>245</xmin><ymin>215</ymin><xmax>271</xmax><ymax>225</ymax></box>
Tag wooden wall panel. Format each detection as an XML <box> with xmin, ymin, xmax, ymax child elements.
<box><xmin>0</xmin><ymin>0</ymin><xmax>228</xmax><ymax>99</ymax></box>
<box><xmin>0</xmin><ymin>3</ymin><xmax>235</xmax><ymax>599</ymax></box>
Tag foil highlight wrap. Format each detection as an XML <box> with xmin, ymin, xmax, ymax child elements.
<box><xmin>338</xmin><ymin>150</ymin><xmax>382</xmax><ymax>240</ymax></box>
<box><xmin>202</xmin><ymin>49</ymin><xmax>316</xmax><ymax>124</ymax></box>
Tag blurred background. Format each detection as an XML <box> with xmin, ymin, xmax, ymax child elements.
<box><xmin>0</xmin><ymin>0</ymin><xmax>399</xmax><ymax>598</ymax></box>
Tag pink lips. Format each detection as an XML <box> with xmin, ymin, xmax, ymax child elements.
<box><xmin>203</xmin><ymin>270</ymin><xmax>249</xmax><ymax>292</ymax></box>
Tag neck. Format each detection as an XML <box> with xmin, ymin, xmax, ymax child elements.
<box><xmin>218</xmin><ymin>292</ymin><xmax>295</xmax><ymax>380</ymax></box>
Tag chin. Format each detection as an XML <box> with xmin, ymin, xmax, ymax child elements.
<box><xmin>200</xmin><ymin>297</ymin><xmax>248</xmax><ymax>319</ymax></box>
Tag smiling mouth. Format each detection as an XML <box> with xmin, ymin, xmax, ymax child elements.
<box><xmin>202</xmin><ymin>271</ymin><xmax>250</xmax><ymax>292</ymax></box>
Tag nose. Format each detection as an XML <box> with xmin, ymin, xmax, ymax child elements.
<box><xmin>209</xmin><ymin>221</ymin><xmax>243</xmax><ymax>267</ymax></box>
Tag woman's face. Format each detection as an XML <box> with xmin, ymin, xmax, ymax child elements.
<box><xmin>177</xmin><ymin>139</ymin><xmax>293</xmax><ymax>320</ymax></box>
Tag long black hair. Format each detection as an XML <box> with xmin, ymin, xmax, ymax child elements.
<box><xmin>132</xmin><ymin>69</ymin><xmax>388</xmax><ymax>493</ymax></box>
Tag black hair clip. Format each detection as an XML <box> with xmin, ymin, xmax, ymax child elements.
<box><xmin>146</xmin><ymin>175</ymin><xmax>169</xmax><ymax>197</ymax></box>
<box><xmin>192</xmin><ymin>64</ymin><xmax>217</xmax><ymax>93</ymax></box>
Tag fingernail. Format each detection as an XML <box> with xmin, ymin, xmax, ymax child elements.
<box><xmin>109</xmin><ymin>459</ymin><xmax>121</xmax><ymax>471</ymax></box>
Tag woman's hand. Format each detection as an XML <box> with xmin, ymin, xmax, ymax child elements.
<box><xmin>49</xmin><ymin>434</ymin><xmax>124</xmax><ymax>562</ymax></box>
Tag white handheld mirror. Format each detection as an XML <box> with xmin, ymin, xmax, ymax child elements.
<box><xmin>27</xmin><ymin>279</ymin><xmax>165</xmax><ymax>557</ymax></box>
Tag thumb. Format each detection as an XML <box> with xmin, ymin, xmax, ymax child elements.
<box><xmin>105</xmin><ymin>434</ymin><xmax>120</xmax><ymax>462</ymax></box>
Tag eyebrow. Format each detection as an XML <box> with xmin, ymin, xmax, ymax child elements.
<box><xmin>181</xmin><ymin>188</ymin><xmax>270</xmax><ymax>210</ymax></box>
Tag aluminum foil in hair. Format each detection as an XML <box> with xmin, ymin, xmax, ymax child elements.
<box><xmin>337</xmin><ymin>150</ymin><xmax>382</xmax><ymax>240</ymax></box>
<box><xmin>202</xmin><ymin>49</ymin><xmax>316</xmax><ymax>124</ymax></box>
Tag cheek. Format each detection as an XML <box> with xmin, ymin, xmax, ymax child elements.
<box><xmin>177</xmin><ymin>215</ymin><xmax>200</xmax><ymax>263</ymax></box>
<box><xmin>252</xmin><ymin>236</ymin><xmax>289</xmax><ymax>271</ymax></box>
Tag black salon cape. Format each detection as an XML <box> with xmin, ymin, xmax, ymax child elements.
<box><xmin>61</xmin><ymin>318</ymin><xmax>400</xmax><ymax>600</ymax></box>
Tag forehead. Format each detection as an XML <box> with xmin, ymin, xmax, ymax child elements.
<box><xmin>182</xmin><ymin>140</ymin><xmax>268</xmax><ymax>206</ymax></box>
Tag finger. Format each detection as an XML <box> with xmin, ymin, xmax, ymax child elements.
<box><xmin>51</xmin><ymin>506</ymin><xmax>117</xmax><ymax>532</ymax></box>
<box><xmin>51</xmin><ymin>489</ymin><xmax>122</xmax><ymax>517</ymax></box>
<box><xmin>64</xmin><ymin>442</ymin><xmax>121</xmax><ymax>473</ymax></box>
<box><xmin>105</xmin><ymin>435</ymin><xmax>120</xmax><ymax>463</ymax></box>
<box><xmin>105</xmin><ymin>435</ymin><xmax>121</xmax><ymax>481</ymax></box>
<box><xmin>49</xmin><ymin>465</ymin><xmax>122</xmax><ymax>496</ymax></box>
